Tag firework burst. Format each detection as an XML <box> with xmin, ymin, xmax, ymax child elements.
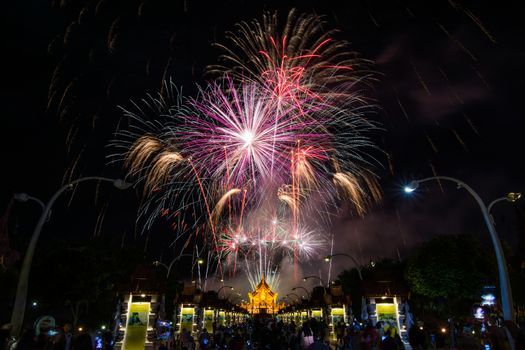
<box><xmin>111</xmin><ymin>9</ymin><xmax>382</xmax><ymax>289</ymax></box>
<box><xmin>207</xmin><ymin>9</ymin><xmax>374</xmax><ymax>113</ymax></box>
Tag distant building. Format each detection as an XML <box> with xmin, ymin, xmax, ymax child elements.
<box><xmin>241</xmin><ymin>274</ymin><xmax>284</xmax><ymax>315</ymax></box>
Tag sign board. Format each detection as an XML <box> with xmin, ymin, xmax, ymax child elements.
<box><xmin>376</xmin><ymin>303</ymin><xmax>397</xmax><ymax>326</ymax></box>
<box><xmin>218</xmin><ymin>311</ymin><xmax>225</xmax><ymax>327</ymax></box>
<box><xmin>311</xmin><ymin>309</ymin><xmax>322</xmax><ymax>320</ymax></box>
<box><xmin>123</xmin><ymin>302</ymin><xmax>150</xmax><ymax>350</ymax></box>
<box><xmin>203</xmin><ymin>309</ymin><xmax>214</xmax><ymax>333</ymax></box>
<box><xmin>180</xmin><ymin>307</ymin><xmax>194</xmax><ymax>334</ymax></box>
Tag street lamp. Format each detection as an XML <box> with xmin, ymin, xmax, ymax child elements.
<box><xmin>488</xmin><ymin>192</ymin><xmax>522</xmax><ymax>224</ymax></box>
<box><xmin>10</xmin><ymin>176</ymin><xmax>132</xmax><ymax>338</ymax></box>
<box><xmin>14</xmin><ymin>193</ymin><xmax>45</xmax><ymax>212</ymax></box>
<box><xmin>228</xmin><ymin>292</ymin><xmax>242</xmax><ymax>304</ymax></box>
<box><xmin>302</xmin><ymin>275</ymin><xmax>325</xmax><ymax>286</ymax></box>
<box><xmin>153</xmin><ymin>254</ymin><xmax>194</xmax><ymax>279</ymax></box>
<box><xmin>324</xmin><ymin>253</ymin><xmax>363</xmax><ymax>280</ymax></box>
<box><xmin>302</xmin><ymin>275</ymin><xmax>327</xmax><ymax>295</ymax></box>
<box><xmin>286</xmin><ymin>293</ymin><xmax>301</xmax><ymax>302</ymax></box>
<box><xmin>404</xmin><ymin>176</ymin><xmax>516</xmax><ymax>322</ymax></box>
<box><xmin>291</xmin><ymin>286</ymin><xmax>311</xmax><ymax>299</ymax></box>
<box><xmin>217</xmin><ymin>285</ymin><xmax>234</xmax><ymax>297</ymax></box>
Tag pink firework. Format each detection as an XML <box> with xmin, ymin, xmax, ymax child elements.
<box><xmin>179</xmin><ymin>78</ymin><xmax>330</xmax><ymax>187</ymax></box>
<box><xmin>208</xmin><ymin>8</ymin><xmax>369</xmax><ymax>112</ymax></box>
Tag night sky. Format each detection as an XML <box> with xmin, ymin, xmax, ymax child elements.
<box><xmin>2</xmin><ymin>0</ymin><xmax>524</xmax><ymax>294</ymax></box>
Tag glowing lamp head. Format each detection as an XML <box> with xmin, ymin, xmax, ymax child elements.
<box><xmin>324</xmin><ymin>256</ymin><xmax>331</xmax><ymax>262</ymax></box>
<box><xmin>404</xmin><ymin>186</ymin><xmax>415</xmax><ymax>193</ymax></box>
<box><xmin>198</xmin><ymin>258</ymin><xmax>204</xmax><ymax>265</ymax></box>
<box><xmin>404</xmin><ymin>180</ymin><xmax>419</xmax><ymax>193</ymax></box>
<box><xmin>507</xmin><ymin>192</ymin><xmax>522</xmax><ymax>202</ymax></box>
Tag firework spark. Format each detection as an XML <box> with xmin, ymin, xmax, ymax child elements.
<box><xmin>111</xmin><ymin>9</ymin><xmax>382</xmax><ymax>288</ymax></box>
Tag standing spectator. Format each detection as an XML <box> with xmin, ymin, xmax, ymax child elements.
<box><xmin>360</xmin><ymin>323</ymin><xmax>379</xmax><ymax>350</ymax></box>
<box><xmin>198</xmin><ymin>329</ymin><xmax>210</xmax><ymax>350</ymax></box>
<box><xmin>306</xmin><ymin>337</ymin><xmax>330</xmax><ymax>350</ymax></box>
<box><xmin>336</xmin><ymin>321</ymin><xmax>345</xmax><ymax>347</ymax></box>
<box><xmin>179</xmin><ymin>329</ymin><xmax>193</xmax><ymax>350</ymax></box>
<box><xmin>390</xmin><ymin>326</ymin><xmax>405</xmax><ymax>350</ymax></box>
<box><xmin>408</xmin><ymin>323</ymin><xmax>427</xmax><ymax>350</ymax></box>
<box><xmin>64</xmin><ymin>324</ymin><xmax>73</xmax><ymax>350</ymax></box>
<box><xmin>54</xmin><ymin>324</ymin><xmax>73</xmax><ymax>350</ymax></box>
<box><xmin>302</xmin><ymin>322</ymin><xmax>314</xmax><ymax>349</ymax></box>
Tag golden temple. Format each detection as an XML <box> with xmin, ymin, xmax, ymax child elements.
<box><xmin>240</xmin><ymin>275</ymin><xmax>284</xmax><ymax>315</ymax></box>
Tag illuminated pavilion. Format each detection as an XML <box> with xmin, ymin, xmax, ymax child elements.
<box><xmin>241</xmin><ymin>275</ymin><xmax>284</xmax><ymax>315</ymax></box>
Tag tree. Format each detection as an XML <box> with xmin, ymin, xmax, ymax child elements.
<box><xmin>405</xmin><ymin>234</ymin><xmax>496</xmax><ymax>318</ymax></box>
<box><xmin>28</xmin><ymin>236</ymin><xmax>145</xmax><ymax>328</ymax></box>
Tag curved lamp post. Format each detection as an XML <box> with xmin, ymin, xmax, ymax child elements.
<box><xmin>302</xmin><ymin>275</ymin><xmax>327</xmax><ymax>295</ymax></box>
<box><xmin>404</xmin><ymin>176</ymin><xmax>518</xmax><ymax>322</ymax></box>
<box><xmin>217</xmin><ymin>285</ymin><xmax>234</xmax><ymax>298</ymax></box>
<box><xmin>153</xmin><ymin>254</ymin><xmax>194</xmax><ymax>279</ymax></box>
<box><xmin>14</xmin><ymin>193</ymin><xmax>45</xmax><ymax>212</ymax></box>
<box><xmin>291</xmin><ymin>286</ymin><xmax>311</xmax><ymax>300</ymax></box>
<box><xmin>488</xmin><ymin>192</ymin><xmax>522</xmax><ymax>224</ymax></box>
<box><xmin>302</xmin><ymin>275</ymin><xmax>325</xmax><ymax>286</ymax></box>
<box><xmin>324</xmin><ymin>253</ymin><xmax>363</xmax><ymax>281</ymax></box>
<box><xmin>10</xmin><ymin>177</ymin><xmax>131</xmax><ymax>338</ymax></box>
<box><xmin>286</xmin><ymin>293</ymin><xmax>301</xmax><ymax>303</ymax></box>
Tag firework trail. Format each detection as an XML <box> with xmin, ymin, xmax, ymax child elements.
<box><xmin>207</xmin><ymin>9</ymin><xmax>374</xmax><ymax>114</ymax></box>
<box><xmin>111</xmin><ymin>9</ymin><xmax>382</xmax><ymax>291</ymax></box>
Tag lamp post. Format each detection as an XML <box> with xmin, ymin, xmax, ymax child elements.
<box><xmin>324</xmin><ymin>253</ymin><xmax>363</xmax><ymax>281</ymax></box>
<box><xmin>302</xmin><ymin>275</ymin><xmax>327</xmax><ymax>295</ymax></box>
<box><xmin>10</xmin><ymin>176</ymin><xmax>131</xmax><ymax>338</ymax></box>
<box><xmin>488</xmin><ymin>193</ymin><xmax>522</xmax><ymax>224</ymax></box>
<box><xmin>286</xmin><ymin>293</ymin><xmax>301</xmax><ymax>303</ymax></box>
<box><xmin>291</xmin><ymin>286</ymin><xmax>311</xmax><ymax>300</ymax></box>
<box><xmin>153</xmin><ymin>254</ymin><xmax>194</xmax><ymax>279</ymax></box>
<box><xmin>228</xmin><ymin>292</ymin><xmax>242</xmax><ymax>304</ymax></box>
<box><xmin>404</xmin><ymin>176</ymin><xmax>517</xmax><ymax>322</ymax></box>
<box><xmin>302</xmin><ymin>275</ymin><xmax>326</xmax><ymax>286</ymax></box>
<box><xmin>217</xmin><ymin>285</ymin><xmax>234</xmax><ymax>298</ymax></box>
<box><xmin>14</xmin><ymin>193</ymin><xmax>45</xmax><ymax>212</ymax></box>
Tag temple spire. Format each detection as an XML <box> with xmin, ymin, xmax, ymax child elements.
<box><xmin>240</xmin><ymin>272</ymin><xmax>283</xmax><ymax>315</ymax></box>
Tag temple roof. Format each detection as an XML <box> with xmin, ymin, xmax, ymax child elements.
<box><xmin>250</xmin><ymin>274</ymin><xmax>276</xmax><ymax>297</ymax></box>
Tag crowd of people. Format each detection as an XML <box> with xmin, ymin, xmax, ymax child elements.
<box><xmin>169</xmin><ymin>318</ymin><xmax>408</xmax><ymax>350</ymax></box>
<box><xmin>1</xmin><ymin>323</ymin><xmax>114</xmax><ymax>350</ymax></box>
<box><xmin>3</xmin><ymin>317</ymin><xmax>525</xmax><ymax>350</ymax></box>
<box><xmin>171</xmin><ymin>318</ymin><xmax>525</xmax><ymax>350</ymax></box>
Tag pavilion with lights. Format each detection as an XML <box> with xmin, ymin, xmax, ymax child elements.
<box><xmin>240</xmin><ymin>275</ymin><xmax>284</xmax><ymax>315</ymax></box>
